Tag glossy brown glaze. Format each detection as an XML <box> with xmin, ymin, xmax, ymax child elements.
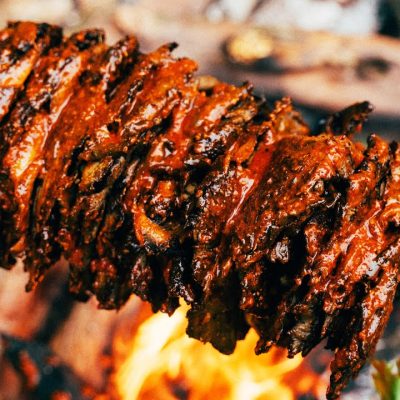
<box><xmin>0</xmin><ymin>22</ymin><xmax>62</xmax><ymax>124</ymax></box>
<box><xmin>283</xmin><ymin>135</ymin><xmax>391</xmax><ymax>356</ymax></box>
<box><xmin>0</xmin><ymin>29</ymin><xmax>105</xmax><ymax>269</ymax></box>
<box><xmin>187</xmin><ymin>99</ymin><xmax>309</xmax><ymax>354</ymax></box>
<box><xmin>0</xmin><ymin>22</ymin><xmax>399</xmax><ymax>400</ymax></box>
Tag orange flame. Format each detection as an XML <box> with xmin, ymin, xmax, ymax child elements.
<box><xmin>113</xmin><ymin>303</ymin><xmax>326</xmax><ymax>400</ymax></box>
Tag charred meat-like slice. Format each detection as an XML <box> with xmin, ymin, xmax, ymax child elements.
<box><xmin>187</xmin><ymin>99</ymin><xmax>309</xmax><ymax>354</ymax></box>
<box><xmin>327</xmin><ymin>142</ymin><xmax>400</xmax><ymax>399</ymax></box>
<box><xmin>320</xmin><ymin>101</ymin><xmax>373</xmax><ymax>136</ymax></box>
<box><xmin>0</xmin><ymin>29</ymin><xmax>105</xmax><ymax>267</ymax></box>
<box><xmin>0</xmin><ymin>21</ymin><xmax>62</xmax><ymax>124</ymax></box>
<box><xmin>87</xmin><ymin>82</ymin><xmax>256</xmax><ymax>310</ymax></box>
<box><xmin>251</xmin><ymin>208</ymin><xmax>336</xmax><ymax>355</ymax></box>
<box><xmin>25</xmin><ymin>36</ymin><xmax>139</xmax><ymax>288</ymax></box>
<box><xmin>327</xmin><ymin>238</ymin><xmax>400</xmax><ymax>399</ymax></box>
<box><xmin>0</xmin><ymin>22</ymin><xmax>61</xmax><ymax>264</ymax></box>
<box><xmin>189</xmin><ymin>99</ymin><xmax>309</xmax><ymax>294</ymax></box>
<box><xmin>90</xmin><ymin>92</ymin><xmax>200</xmax><ymax>310</ymax></box>
<box><xmin>63</xmin><ymin>48</ymin><xmax>197</xmax><ymax>306</ymax></box>
<box><xmin>230</xmin><ymin>133</ymin><xmax>364</xmax><ymax>354</ymax></box>
<box><xmin>187</xmin><ymin>129</ymin><xmax>269</xmax><ymax>354</ymax></box>
<box><xmin>285</xmin><ymin>135</ymin><xmax>391</xmax><ymax>357</ymax></box>
<box><xmin>62</xmin><ymin>44</ymin><xmax>183</xmax><ymax>303</ymax></box>
<box><xmin>379</xmin><ymin>142</ymin><xmax>400</xmax><ymax>230</ymax></box>
<box><xmin>232</xmin><ymin>133</ymin><xmax>361</xmax><ymax>269</ymax></box>
<box><xmin>128</xmin><ymin>83</ymin><xmax>258</xmax><ymax>310</ymax></box>
<box><xmin>183</xmin><ymin>83</ymin><xmax>257</xmax><ymax>169</ymax></box>
<box><xmin>322</xmin><ymin>143</ymin><xmax>393</xmax><ymax>315</ymax></box>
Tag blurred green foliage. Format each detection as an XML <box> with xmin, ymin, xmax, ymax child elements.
<box><xmin>373</xmin><ymin>359</ymin><xmax>400</xmax><ymax>400</ymax></box>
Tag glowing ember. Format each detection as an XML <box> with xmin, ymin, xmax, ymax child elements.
<box><xmin>113</xmin><ymin>304</ymin><xmax>326</xmax><ymax>400</ymax></box>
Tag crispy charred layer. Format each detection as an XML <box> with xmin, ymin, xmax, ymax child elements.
<box><xmin>0</xmin><ymin>29</ymin><xmax>105</xmax><ymax>269</ymax></box>
<box><xmin>0</xmin><ymin>22</ymin><xmax>62</xmax><ymax>124</ymax></box>
<box><xmin>87</xmin><ymin>82</ymin><xmax>257</xmax><ymax>310</ymax></box>
<box><xmin>90</xmin><ymin>94</ymin><xmax>200</xmax><ymax>310</ymax></box>
<box><xmin>285</xmin><ymin>135</ymin><xmax>391</xmax><ymax>357</ymax></box>
<box><xmin>143</xmin><ymin>84</ymin><xmax>259</xmax><ymax>313</ymax></box>
<box><xmin>233</xmin><ymin>134</ymin><xmax>361</xmax><ymax>270</ymax></box>
<box><xmin>63</xmin><ymin>48</ymin><xmax>198</xmax><ymax>306</ymax></box>
<box><xmin>185</xmin><ymin>113</ymin><xmax>263</xmax><ymax>354</ymax></box>
<box><xmin>0</xmin><ymin>22</ymin><xmax>61</xmax><ymax>264</ymax></box>
<box><xmin>0</xmin><ymin>22</ymin><xmax>398</xmax><ymax>400</ymax></box>
<box><xmin>327</xmin><ymin>238</ymin><xmax>400</xmax><ymax>399</ymax></box>
<box><xmin>230</xmin><ymin>134</ymin><xmax>362</xmax><ymax>356</ymax></box>
<box><xmin>321</xmin><ymin>101</ymin><xmax>373</xmax><ymax>136</ymax></box>
<box><xmin>25</xmin><ymin>36</ymin><xmax>138</xmax><ymax>288</ymax></box>
<box><xmin>326</xmin><ymin>144</ymin><xmax>400</xmax><ymax>398</ymax></box>
<box><xmin>250</xmin><ymin>210</ymin><xmax>335</xmax><ymax>356</ymax></box>
<box><xmin>323</xmin><ymin>139</ymin><xmax>392</xmax><ymax>314</ymax></box>
<box><xmin>186</xmin><ymin>99</ymin><xmax>309</xmax><ymax>354</ymax></box>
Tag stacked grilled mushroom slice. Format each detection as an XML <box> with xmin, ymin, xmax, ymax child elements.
<box><xmin>0</xmin><ymin>22</ymin><xmax>399</xmax><ymax>399</ymax></box>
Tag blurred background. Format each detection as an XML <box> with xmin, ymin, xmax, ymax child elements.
<box><xmin>0</xmin><ymin>1</ymin><xmax>400</xmax><ymax>400</ymax></box>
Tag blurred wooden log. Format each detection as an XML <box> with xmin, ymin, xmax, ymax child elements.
<box><xmin>0</xmin><ymin>348</ymin><xmax>26</xmax><ymax>400</ymax></box>
<box><xmin>0</xmin><ymin>261</ymin><xmax>69</xmax><ymax>340</ymax></box>
<box><xmin>1</xmin><ymin>335</ymin><xmax>96</xmax><ymax>400</ymax></box>
<box><xmin>225</xmin><ymin>30</ymin><xmax>400</xmax><ymax>118</ymax></box>
<box><xmin>0</xmin><ymin>0</ymin><xmax>75</xmax><ymax>27</ymax></box>
<box><xmin>114</xmin><ymin>2</ymin><xmax>400</xmax><ymax>118</ymax></box>
<box><xmin>0</xmin><ymin>261</ymin><xmax>69</xmax><ymax>400</ymax></box>
<box><xmin>0</xmin><ymin>255</ymin><xmax>141</xmax><ymax>395</ymax></box>
<box><xmin>50</xmin><ymin>296</ymin><xmax>141</xmax><ymax>391</ymax></box>
<box><xmin>0</xmin><ymin>0</ymin><xmax>398</xmax><ymax>117</ymax></box>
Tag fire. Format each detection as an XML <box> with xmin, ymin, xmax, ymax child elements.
<box><xmin>113</xmin><ymin>303</ymin><xmax>326</xmax><ymax>400</ymax></box>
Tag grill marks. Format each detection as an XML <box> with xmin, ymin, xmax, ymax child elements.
<box><xmin>0</xmin><ymin>23</ymin><xmax>399</xmax><ymax>400</ymax></box>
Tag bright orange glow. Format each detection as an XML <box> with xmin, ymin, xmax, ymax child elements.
<box><xmin>113</xmin><ymin>304</ymin><xmax>326</xmax><ymax>400</ymax></box>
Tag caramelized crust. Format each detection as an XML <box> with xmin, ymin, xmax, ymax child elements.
<box><xmin>0</xmin><ymin>29</ymin><xmax>105</xmax><ymax>268</ymax></box>
<box><xmin>0</xmin><ymin>22</ymin><xmax>62</xmax><ymax>124</ymax></box>
<box><xmin>26</xmin><ymin>36</ymin><xmax>139</xmax><ymax>288</ymax></box>
<box><xmin>0</xmin><ymin>22</ymin><xmax>398</xmax><ymax>400</ymax></box>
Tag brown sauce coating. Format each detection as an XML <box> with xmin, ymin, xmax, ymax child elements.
<box><xmin>0</xmin><ymin>23</ymin><xmax>398</xmax><ymax>400</ymax></box>
<box><xmin>0</xmin><ymin>22</ymin><xmax>62</xmax><ymax>124</ymax></box>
